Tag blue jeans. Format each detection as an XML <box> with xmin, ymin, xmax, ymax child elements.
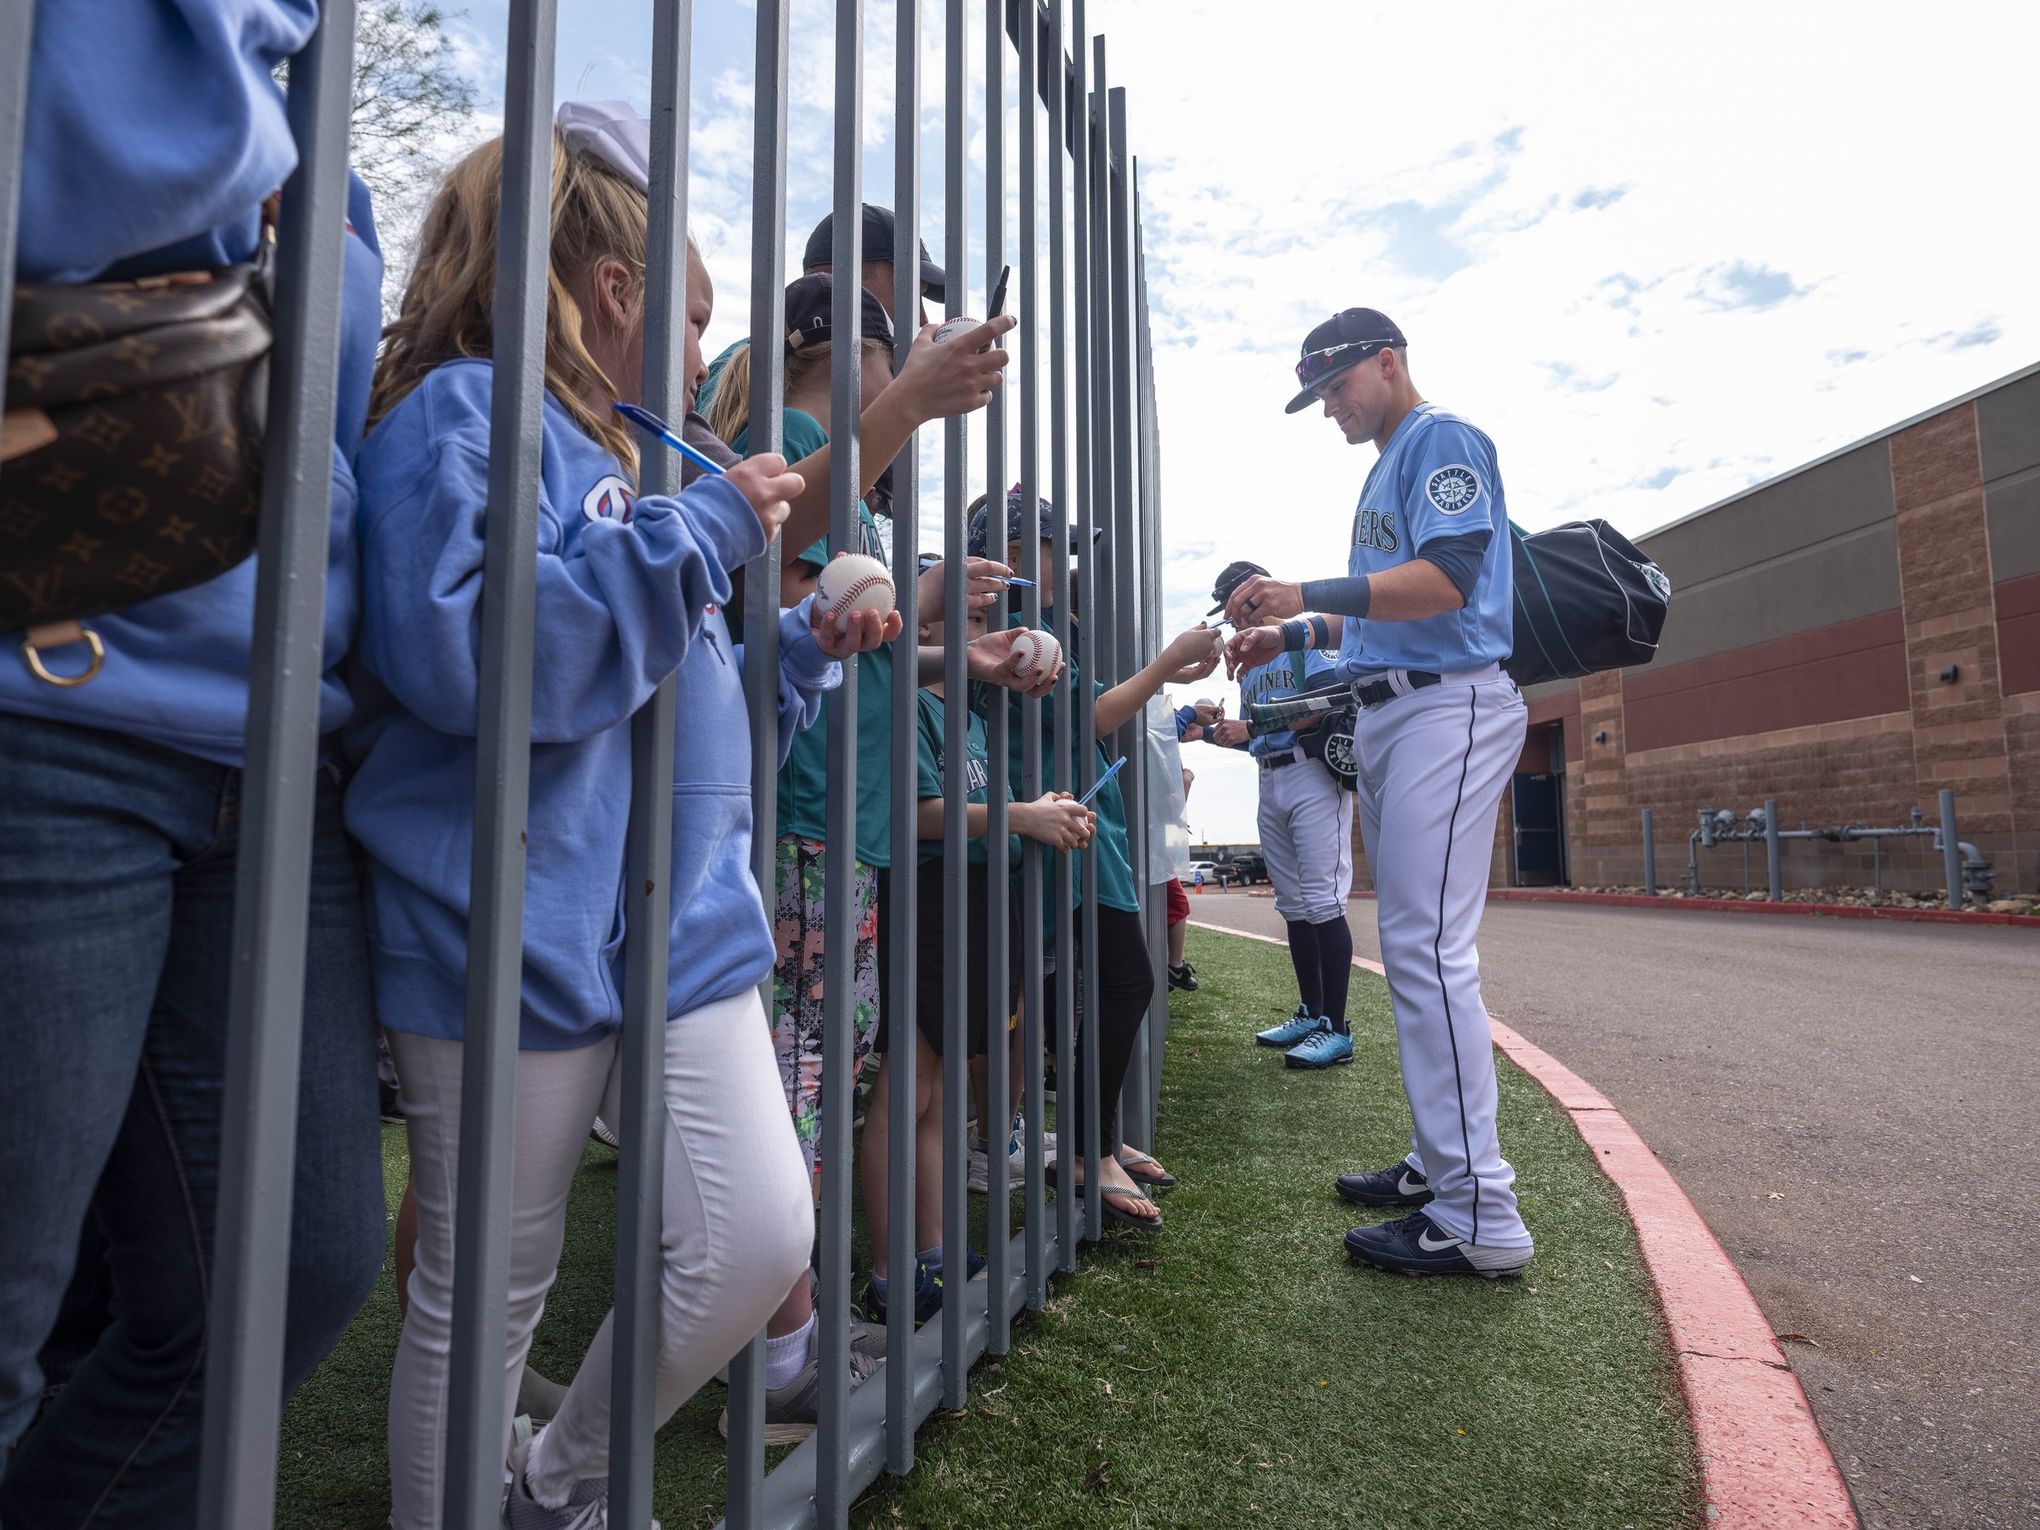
<box><xmin>0</xmin><ymin>715</ymin><xmax>385</xmax><ymax>1528</ymax></box>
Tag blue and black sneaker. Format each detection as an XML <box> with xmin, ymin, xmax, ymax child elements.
<box><xmin>1284</xmin><ymin>1021</ymin><xmax>1354</xmax><ymax>1069</ymax></box>
<box><xmin>1343</xmin><ymin>1210</ymin><xmax>1532</xmax><ymax>1279</ymax></box>
<box><xmin>1334</xmin><ymin>1162</ymin><xmax>1434</xmax><ymax>1208</ymax></box>
<box><xmin>865</xmin><ymin>1246</ymin><xmax>986</xmax><ymax>1325</ymax></box>
<box><xmin>1255</xmin><ymin>1003</ymin><xmax>1318</xmax><ymax>1049</ymax></box>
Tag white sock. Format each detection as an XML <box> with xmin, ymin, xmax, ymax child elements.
<box><xmin>765</xmin><ymin>1316</ymin><xmax>814</xmax><ymax>1389</ymax></box>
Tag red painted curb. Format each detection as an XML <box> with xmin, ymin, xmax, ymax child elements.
<box><xmin>1187</xmin><ymin>917</ymin><xmax>1861</xmax><ymax>1530</ymax></box>
<box><xmin>1239</xmin><ymin>886</ymin><xmax>2040</xmax><ymax>927</ymax></box>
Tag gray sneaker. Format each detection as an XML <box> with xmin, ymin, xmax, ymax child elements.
<box><xmin>503</xmin><ymin>1421</ymin><xmax>658</xmax><ymax>1530</ymax></box>
<box><xmin>716</xmin><ymin>1330</ymin><xmax>882</xmax><ymax>1446</ymax></box>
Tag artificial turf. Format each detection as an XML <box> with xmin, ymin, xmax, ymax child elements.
<box><xmin>276</xmin><ymin>928</ymin><xmax>1700</xmax><ymax>1528</ymax></box>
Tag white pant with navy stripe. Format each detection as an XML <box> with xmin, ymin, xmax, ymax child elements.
<box><xmin>1353</xmin><ymin>666</ymin><xmax>1530</xmax><ymax>1249</ymax></box>
<box><xmin>1256</xmin><ymin>749</ymin><xmax>1354</xmax><ymax>925</ymax></box>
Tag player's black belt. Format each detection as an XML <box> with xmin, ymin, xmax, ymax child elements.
<box><xmin>1257</xmin><ymin>748</ymin><xmax>1303</xmax><ymax>771</ymax></box>
<box><xmin>1351</xmin><ymin>670</ymin><xmax>1442</xmax><ymax>709</ymax></box>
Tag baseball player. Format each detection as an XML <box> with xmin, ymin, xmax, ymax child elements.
<box><xmin>1205</xmin><ymin>562</ymin><xmax>1357</xmax><ymax>1069</ymax></box>
<box><xmin>1224</xmin><ymin>308</ymin><xmax>1532</xmax><ymax>1279</ymax></box>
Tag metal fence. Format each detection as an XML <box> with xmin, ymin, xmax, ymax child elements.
<box><xmin>3</xmin><ymin>0</ymin><xmax>1169</xmax><ymax>1525</ymax></box>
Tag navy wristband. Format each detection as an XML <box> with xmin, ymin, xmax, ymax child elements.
<box><xmin>1279</xmin><ymin>618</ymin><xmax>1309</xmax><ymax>651</ymax></box>
<box><xmin>1300</xmin><ymin>574</ymin><xmax>1371</xmax><ymax>620</ymax></box>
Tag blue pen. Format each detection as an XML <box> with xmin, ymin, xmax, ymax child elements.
<box><xmin>1076</xmin><ymin>755</ymin><xmax>1125</xmax><ymax>808</ymax></box>
<box><xmin>613</xmin><ymin>400</ymin><xmax>726</xmax><ymax>477</ymax></box>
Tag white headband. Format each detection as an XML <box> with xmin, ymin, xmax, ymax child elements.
<box><xmin>555</xmin><ymin>99</ymin><xmax>652</xmax><ymax>191</ymax></box>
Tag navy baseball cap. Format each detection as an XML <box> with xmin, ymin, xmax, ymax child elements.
<box><xmin>968</xmin><ymin>486</ymin><xmax>1104</xmax><ymax>558</ymax></box>
<box><xmin>783</xmin><ymin>274</ymin><xmax>895</xmax><ymax>354</ymax></box>
<box><xmin>1207</xmin><ymin>559</ymin><xmax>1270</xmax><ymax>615</ymax></box>
<box><xmin>803</xmin><ymin>205</ymin><xmax>946</xmax><ymax>302</ymax></box>
<box><xmin>1284</xmin><ymin>308</ymin><xmax>1407</xmax><ymax>414</ymax></box>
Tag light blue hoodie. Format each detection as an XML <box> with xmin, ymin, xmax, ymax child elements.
<box><xmin>0</xmin><ymin>0</ymin><xmax>381</xmax><ymax>766</ymax></box>
<box><xmin>344</xmin><ymin>360</ymin><xmax>824</xmax><ymax>1048</ymax></box>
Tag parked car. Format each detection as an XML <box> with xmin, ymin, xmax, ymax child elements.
<box><xmin>1221</xmin><ymin>853</ymin><xmax>1266</xmax><ymax>886</ymax></box>
<box><xmin>1187</xmin><ymin>859</ymin><xmax>1217</xmax><ymax>887</ymax></box>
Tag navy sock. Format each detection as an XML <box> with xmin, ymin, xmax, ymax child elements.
<box><xmin>1284</xmin><ymin>919</ymin><xmax>1322</xmax><ymax>1016</ymax></box>
<box><xmin>1314</xmin><ymin>915</ymin><xmax>1353</xmax><ymax>1033</ymax></box>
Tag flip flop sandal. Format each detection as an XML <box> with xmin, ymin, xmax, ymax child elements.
<box><xmin>1115</xmin><ymin>1148</ymin><xmax>1176</xmax><ymax>1190</ymax></box>
<box><xmin>1044</xmin><ymin>1165</ymin><xmax>1164</xmax><ymax>1231</ymax></box>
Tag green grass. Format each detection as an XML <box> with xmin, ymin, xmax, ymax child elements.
<box><xmin>278</xmin><ymin>929</ymin><xmax>1699</xmax><ymax>1529</ymax></box>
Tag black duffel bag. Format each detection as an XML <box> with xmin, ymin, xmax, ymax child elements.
<box><xmin>1504</xmin><ymin>518</ymin><xmax>1669</xmax><ymax>687</ymax></box>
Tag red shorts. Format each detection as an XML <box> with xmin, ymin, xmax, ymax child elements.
<box><xmin>1165</xmin><ymin>877</ymin><xmax>1189</xmax><ymax>926</ymax></box>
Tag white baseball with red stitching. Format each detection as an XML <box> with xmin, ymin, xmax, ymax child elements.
<box><xmin>1010</xmin><ymin>627</ymin><xmax>1061</xmax><ymax>684</ymax></box>
<box><xmin>816</xmin><ymin>553</ymin><xmax>897</xmax><ymax>633</ymax></box>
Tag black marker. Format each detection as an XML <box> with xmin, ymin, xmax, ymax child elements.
<box><xmin>990</xmin><ymin>264</ymin><xmax>1011</xmax><ymax>318</ymax></box>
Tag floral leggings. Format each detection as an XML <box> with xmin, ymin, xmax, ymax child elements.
<box><xmin>770</xmin><ymin>836</ymin><xmax>881</xmax><ymax>1189</ymax></box>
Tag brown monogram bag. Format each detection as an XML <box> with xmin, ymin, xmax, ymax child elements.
<box><xmin>3</xmin><ymin>242</ymin><xmax>274</xmax><ymax>682</ymax></box>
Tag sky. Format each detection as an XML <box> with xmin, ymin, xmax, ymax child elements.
<box><xmin>418</xmin><ymin>0</ymin><xmax>2040</xmax><ymax>844</ymax></box>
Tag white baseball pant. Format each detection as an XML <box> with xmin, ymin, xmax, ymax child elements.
<box><xmin>1256</xmin><ymin>749</ymin><xmax>1354</xmax><ymax>924</ymax></box>
<box><xmin>1353</xmin><ymin>666</ymin><xmax>1531</xmax><ymax>1250</ymax></box>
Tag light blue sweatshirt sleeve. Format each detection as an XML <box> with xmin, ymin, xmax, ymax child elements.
<box><xmin>18</xmin><ymin>0</ymin><xmax>318</xmax><ymax>283</ymax></box>
<box><xmin>741</xmin><ymin>595</ymin><xmax>842</xmax><ymax>767</ymax></box>
<box><xmin>357</xmin><ymin>421</ymin><xmax>768</xmax><ymax>744</ymax></box>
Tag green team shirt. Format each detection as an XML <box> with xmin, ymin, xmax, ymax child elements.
<box><xmin>1005</xmin><ymin>628</ymin><xmax>1138</xmax><ymax>915</ymax></box>
<box><xmin>734</xmin><ymin>407</ymin><xmax>895</xmax><ymax>866</ymax></box>
<box><xmin>915</xmin><ymin>689</ymin><xmax>1019</xmax><ymax>866</ymax></box>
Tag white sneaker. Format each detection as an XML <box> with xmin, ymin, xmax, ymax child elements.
<box><xmin>968</xmin><ymin>1116</ymin><xmax>1058</xmax><ymax>1193</ymax></box>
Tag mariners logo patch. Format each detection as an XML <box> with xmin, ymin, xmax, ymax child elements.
<box><xmin>1642</xmin><ymin>561</ymin><xmax>1671</xmax><ymax>600</ymax></box>
<box><xmin>582</xmin><ymin>474</ymin><xmax>635</xmax><ymax>523</ymax></box>
<box><xmin>1424</xmin><ymin>464</ymin><xmax>1482</xmax><ymax>517</ymax></box>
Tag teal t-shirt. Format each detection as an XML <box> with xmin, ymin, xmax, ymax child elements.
<box><xmin>1005</xmin><ymin>633</ymin><xmax>1138</xmax><ymax>914</ymax></box>
<box><xmin>916</xmin><ymin>689</ymin><xmax>1019</xmax><ymax>866</ymax></box>
<box><xmin>734</xmin><ymin>407</ymin><xmax>896</xmax><ymax>867</ymax></box>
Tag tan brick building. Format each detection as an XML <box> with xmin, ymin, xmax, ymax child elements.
<box><xmin>1349</xmin><ymin>363</ymin><xmax>2040</xmax><ymax>897</ymax></box>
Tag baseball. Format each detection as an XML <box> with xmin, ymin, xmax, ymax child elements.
<box><xmin>1010</xmin><ymin>627</ymin><xmax>1061</xmax><ymax>683</ymax></box>
<box><xmin>815</xmin><ymin>553</ymin><xmax>896</xmax><ymax>633</ymax></box>
<box><xmin>932</xmin><ymin>315</ymin><xmax>985</xmax><ymax>348</ymax></box>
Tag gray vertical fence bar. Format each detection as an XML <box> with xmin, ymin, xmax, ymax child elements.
<box><xmin>886</xmin><ymin>0</ymin><xmax>923</xmax><ymax>1478</ymax></box>
<box><xmin>729</xmin><ymin>0</ymin><xmax>791</xmax><ymax>1511</ymax></box>
<box><xmin>445</xmin><ymin>2</ymin><xmax>558</xmax><ymax>1523</ymax></box>
<box><xmin>609</xmin><ymin>6</ymin><xmax>690</xmax><ymax>1523</ymax></box>
<box><xmin>1046</xmin><ymin>0</ymin><xmax>1079</xmax><ymax>1271</ymax></box>
<box><xmin>1016</xmin><ymin>0</ymin><xmax>1050</xmax><ymax>1311</ymax></box>
<box><xmin>1642</xmin><ymin>808</ymin><xmax>1657</xmax><ymax>894</ymax></box>
<box><xmin>817</xmin><ymin>0</ymin><xmax>865</xmax><ymax>1515</ymax></box>
<box><xmin>939</xmin><ymin>0</ymin><xmax>972</xmax><ymax>1414</ymax></box>
<box><xmin>982</xmin><ymin>0</ymin><xmax>1013</xmax><ymax>1357</ymax></box>
<box><xmin>1105</xmin><ymin>77</ymin><xmax>1149</xmax><ymax>1150</ymax></box>
<box><xmin>1068</xmin><ymin>0</ymin><xmax>1103</xmax><ymax>1240</ymax></box>
<box><xmin>0</xmin><ymin>1</ymin><xmax>32</xmax><ymax>401</ymax></box>
<box><xmin>1939</xmin><ymin>789</ymin><xmax>1962</xmax><ymax>911</ymax></box>
<box><xmin>1132</xmin><ymin>162</ymin><xmax>1169</xmax><ymax>1141</ymax></box>
<box><xmin>194</xmin><ymin>5</ymin><xmax>357</xmax><ymax>1524</ymax></box>
<box><xmin>1764</xmin><ymin>798</ymin><xmax>1781</xmax><ymax>904</ymax></box>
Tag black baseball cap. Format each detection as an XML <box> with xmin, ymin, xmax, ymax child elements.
<box><xmin>1284</xmin><ymin>308</ymin><xmax>1407</xmax><ymax>414</ymax></box>
<box><xmin>968</xmin><ymin>486</ymin><xmax>1104</xmax><ymax>558</ymax></box>
<box><xmin>783</xmin><ymin>274</ymin><xmax>895</xmax><ymax>354</ymax></box>
<box><xmin>1208</xmin><ymin>559</ymin><xmax>1270</xmax><ymax>615</ymax></box>
<box><xmin>802</xmin><ymin>205</ymin><xmax>946</xmax><ymax>302</ymax></box>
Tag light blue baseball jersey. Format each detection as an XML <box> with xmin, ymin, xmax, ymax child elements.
<box><xmin>1236</xmin><ymin>649</ymin><xmax>1342</xmax><ymax>758</ymax></box>
<box><xmin>1336</xmin><ymin>403</ymin><xmax>1513</xmax><ymax>679</ymax></box>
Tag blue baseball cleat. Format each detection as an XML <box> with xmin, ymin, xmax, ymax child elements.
<box><xmin>1255</xmin><ymin>1004</ymin><xmax>1319</xmax><ymax>1048</ymax></box>
<box><xmin>1344</xmin><ymin>1210</ymin><xmax>1533</xmax><ymax>1278</ymax></box>
<box><xmin>1284</xmin><ymin>1021</ymin><xmax>1354</xmax><ymax>1069</ymax></box>
<box><xmin>1335</xmin><ymin>1162</ymin><xmax>1434</xmax><ymax>1208</ymax></box>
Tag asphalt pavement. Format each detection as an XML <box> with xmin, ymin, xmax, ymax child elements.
<box><xmin>1188</xmin><ymin>888</ymin><xmax>2040</xmax><ymax>1530</ymax></box>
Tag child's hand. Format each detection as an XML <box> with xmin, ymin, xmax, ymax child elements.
<box><xmin>1020</xmin><ymin>791</ymin><xmax>1094</xmax><ymax>850</ymax></box>
<box><xmin>967</xmin><ymin>626</ymin><xmax>1063</xmax><ymax>698</ymax></box>
<box><xmin>812</xmin><ymin>569</ymin><xmax>901</xmax><ymax>659</ymax></box>
<box><xmin>725</xmin><ymin>452</ymin><xmax>803</xmax><ymax>542</ymax></box>
<box><xmin>1165</xmin><ymin>625</ymin><xmax>1223</xmax><ymax>683</ymax></box>
<box><xmin>1224</xmin><ymin>625</ymin><xmax>1281</xmax><ymax>679</ymax></box>
<box><xmin>917</xmin><ymin>556</ymin><xmax>1011</xmax><ymax>621</ymax></box>
<box><xmin>894</xmin><ymin>315</ymin><xmax>1018</xmax><ymax>423</ymax></box>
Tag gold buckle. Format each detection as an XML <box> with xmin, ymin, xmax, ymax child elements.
<box><xmin>22</xmin><ymin>621</ymin><xmax>104</xmax><ymax>687</ymax></box>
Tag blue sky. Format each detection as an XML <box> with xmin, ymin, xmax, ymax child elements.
<box><xmin>423</xmin><ymin>0</ymin><xmax>2039</xmax><ymax>843</ymax></box>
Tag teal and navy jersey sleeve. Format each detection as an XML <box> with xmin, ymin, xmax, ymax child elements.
<box><xmin>914</xmin><ymin>691</ymin><xmax>945</xmax><ymax>807</ymax></box>
<box><xmin>1336</xmin><ymin>407</ymin><xmax>1514</xmax><ymax>677</ymax></box>
<box><xmin>355</xmin><ymin>371</ymin><xmax>768</xmax><ymax>744</ymax></box>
